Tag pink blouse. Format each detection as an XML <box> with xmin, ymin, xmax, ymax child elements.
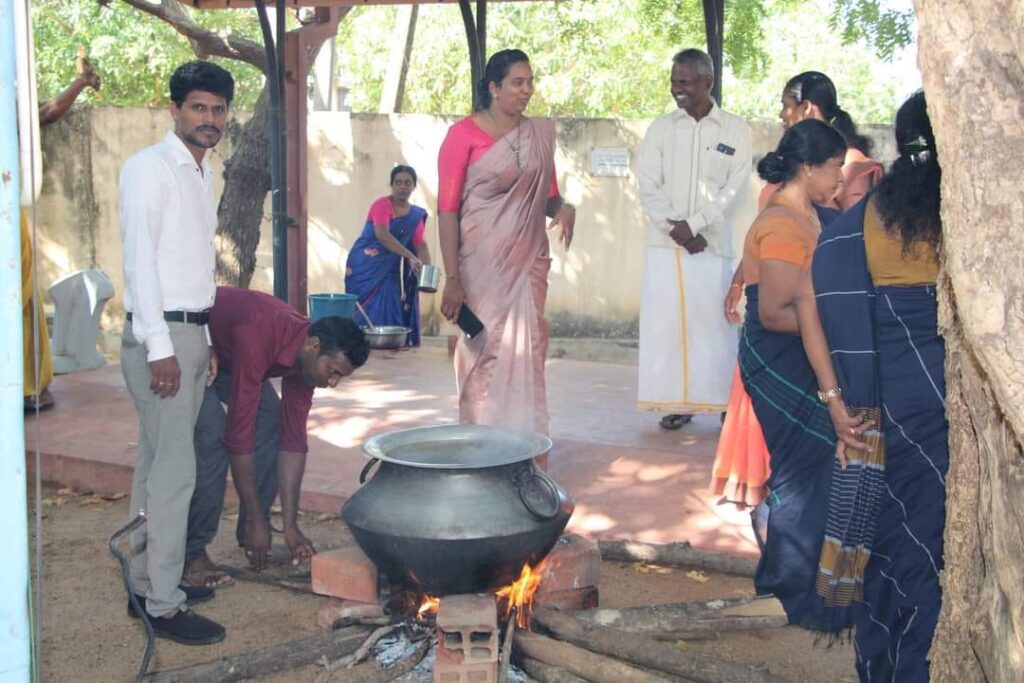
<box><xmin>437</xmin><ymin>117</ymin><xmax>559</xmax><ymax>213</ymax></box>
<box><xmin>367</xmin><ymin>196</ymin><xmax>426</xmax><ymax>247</ymax></box>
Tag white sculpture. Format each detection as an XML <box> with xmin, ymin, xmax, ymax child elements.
<box><xmin>48</xmin><ymin>269</ymin><xmax>114</xmax><ymax>374</ymax></box>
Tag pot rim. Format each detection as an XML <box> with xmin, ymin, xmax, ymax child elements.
<box><xmin>363</xmin><ymin>424</ymin><xmax>552</xmax><ymax>469</ymax></box>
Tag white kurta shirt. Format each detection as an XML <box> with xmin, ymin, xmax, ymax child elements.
<box><xmin>119</xmin><ymin>131</ymin><xmax>217</xmax><ymax>362</ymax></box>
<box><xmin>636</xmin><ymin>102</ymin><xmax>751</xmax><ymax>257</ymax></box>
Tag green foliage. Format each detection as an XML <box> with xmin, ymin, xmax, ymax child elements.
<box><xmin>31</xmin><ymin>0</ymin><xmax>265</xmax><ymax>109</ymax></box>
<box><xmin>337</xmin><ymin>0</ymin><xmax>915</xmax><ymax>123</ymax></box>
<box><xmin>829</xmin><ymin>0</ymin><xmax>915</xmax><ymax>61</ymax></box>
<box><xmin>29</xmin><ymin>0</ymin><xmax>917</xmax><ymax>125</ymax></box>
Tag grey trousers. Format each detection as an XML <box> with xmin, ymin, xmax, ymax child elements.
<box><xmin>121</xmin><ymin>320</ymin><xmax>209</xmax><ymax>617</ymax></box>
<box><xmin>185</xmin><ymin>370</ymin><xmax>280</xmax><ymax>563</ymax></box>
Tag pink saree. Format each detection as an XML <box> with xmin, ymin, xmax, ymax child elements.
<box><xmin>452</xmin><ymin>118</ymin><xmax>556</xmax><ymax>435</ymax></box>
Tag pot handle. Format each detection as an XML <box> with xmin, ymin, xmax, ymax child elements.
<box><xmin>517</xmin><ymin>468</ymin><xmax>561</xmax><ymax>521</ymax></box>
<box><xmin>359</xmin><ymin>458</ymin><xmax>380</xmax><ymax>484</ymax></box>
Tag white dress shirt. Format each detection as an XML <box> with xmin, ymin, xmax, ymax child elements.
<box><xmin>637</xmin><ymin>102</ymin><xmax>752</xmax><ymax>257</ymax></box>
<box><xmin>120</xmin><ymin>131</ymin><xmax>217</xmax><ymax>361</ymax></box>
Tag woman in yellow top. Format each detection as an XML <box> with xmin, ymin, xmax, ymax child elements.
<box><xmin>798</xmin><ymin>92</ymin><xmax>945</xmax><ymax>680</ymax></box>
<box><xmin>737</xmin><ymin>118</ymin><xmax>866</xmax><ymax>634</ymax></box>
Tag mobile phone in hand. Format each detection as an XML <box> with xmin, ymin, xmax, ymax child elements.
<box><xmin>456</xmin><ymin>304</ymin><xmax>484</xmax><ymax>339</ymax></box>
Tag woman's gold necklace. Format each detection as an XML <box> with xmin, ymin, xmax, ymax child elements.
<box><xmin>487</xmin><ymin>110</ymin><xmax>523</xmax><ymax>171</ymax></box>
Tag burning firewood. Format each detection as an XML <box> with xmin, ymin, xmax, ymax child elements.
<box><xmin>533</xmin><ymin>607</ymin><xmax>791</xmax><ymax>683</ymax></box>
<box><xmin>598</xmin><ymin>539</ymin><xmax>758</xmax><ymax>577</ymax></box>
<box><xmin>317</xmin><ymin>633</ymin><xmax>429</xmax><ymax>683</ymax></box>
<box><xmin>515</xmin><ymin>630</ymin><xmax>679</xmax><ymax>683</ymax></box>
<box><xmin>497</xmin><ymin>606</ymin><xmax>518</xmax><ymax>683</ymax></box>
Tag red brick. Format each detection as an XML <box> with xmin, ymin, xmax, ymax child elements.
<box><xmin>434</xmin><ymin>648</ymin><xmax>497</xmax><ymax>683</ymax></box>
<box><xmin>535</xmin><ymin>534</ymin><xmax>600</xmax><ymax>597</ymax></box>
<box><xmin>310</xmin><ymin>545</ymin><xmax>378</xmax><ymax>603</ymax></box>
<box><xmin>533</xmin><ymin>585</ymin><xmax>599</xmax><ymax>611</ymax></box>
<box><xmin>315</xmin><ymin>597</ymin><xmax>383</xmax><ymax>630</ymax></box>
<box><xmin>437</xmin><ymin>594</ymin><xmax>498</xmax><ymax>664</ymax></box>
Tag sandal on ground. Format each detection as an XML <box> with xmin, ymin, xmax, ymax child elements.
<box><xmin>659</xmin><ymin>414</ymin><xmax>692</xmax><ymax>430</ymax></box>
<box><xmin>183</xmin><ymin>554</ymin><xmax>235</xmax><ymax>588</ymax></box>
<box><xmin>24</xmin><ymin>389</ymin><xmax>55</xmax><ymax>412</ymax></box>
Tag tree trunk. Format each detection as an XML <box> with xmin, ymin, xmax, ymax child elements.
<box><xmin>217</xmin><ymin>86</ymin><xmax>272</xmax><ymax>288</ymax></box>
<box><xmin>913</xmin><ymin>1</ymin><xmax>1024</xmax><ymax>681</ymax></box>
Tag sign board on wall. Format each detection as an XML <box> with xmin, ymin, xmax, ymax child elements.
<box><xmin>590</xmin><ymin>148</ymin><xmax>631</xmax><ymax>177</ymax></box>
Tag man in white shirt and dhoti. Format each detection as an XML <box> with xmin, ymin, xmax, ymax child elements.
<box><xmin>636</xmin><ymin>49</ymin><xmax>751</xmax><ymax>429</ymax></box>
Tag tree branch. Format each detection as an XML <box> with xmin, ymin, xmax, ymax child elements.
<box><xmin>113</xmin><ymin>0</ymin><xmax>267</xmax><ymax>72</ymax></box>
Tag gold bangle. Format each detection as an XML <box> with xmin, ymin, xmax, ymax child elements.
<box><xmin>817</xmin><ymin>386</ymin><xmax>842</xmax><ymax>404</ymax></box>
<box><xmin>730</xmin><ymin>283</ymin><xmax>742</xmax><ymax>289</ymax></box>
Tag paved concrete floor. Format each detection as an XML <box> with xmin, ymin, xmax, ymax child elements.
<box><xmin>25</xmin><ymin>345</ymin><xmax>757</xmax><ymax>557</ymax></box>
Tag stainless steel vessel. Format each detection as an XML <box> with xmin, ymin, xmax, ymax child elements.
<box><xmin>341</xmin><ymin>425</ymin><xmax>574</xmax><ymax>595</ymax></box>
<box><xmin>418</xmin><ymin>264</ymin><xmax>440</xmax><ymax>293</ymax></box>
<box><xmin>361</xmin><ymin>325</ymin><xmax>410</xmax><ymax>349</ymax></box>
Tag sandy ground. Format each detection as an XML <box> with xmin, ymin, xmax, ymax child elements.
<box><xmin>32</xmin><ymin>487</ymin><xmax>855</xmax><ymax>682</ymax></box>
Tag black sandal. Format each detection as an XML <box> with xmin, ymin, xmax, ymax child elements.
<box><xmin>658</xmin><ymin>414</ymin><xmax>692</xmax><ymax>430</ymax></box>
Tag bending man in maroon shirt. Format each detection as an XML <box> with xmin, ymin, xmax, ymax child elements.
<box><xmin>183</xmin><ymin>287</ymin><xmax>369</xmax><ymax>585</ymax></box>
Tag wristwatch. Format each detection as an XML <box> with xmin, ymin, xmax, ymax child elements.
<box><xmin>817</xmin><ymin>386</ymin><xmax>842</xmax><ymax>404</ymax></box>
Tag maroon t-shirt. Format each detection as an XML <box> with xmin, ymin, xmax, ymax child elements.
<box><xmin>210</xmin><ymin>286</ymin><xmax>313</xmax><ymax>455</ymax></box>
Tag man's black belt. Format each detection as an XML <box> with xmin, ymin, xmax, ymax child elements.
<box><xmin>126</xmin><ymin>310</ymin><xmax>210</xmax><ymax>325</ymax></box>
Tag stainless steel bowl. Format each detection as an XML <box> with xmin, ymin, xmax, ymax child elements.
<box><xmin>362</xmin><ymin>325</ymin><xmax>410</xmax><ymax>349</ymax></box>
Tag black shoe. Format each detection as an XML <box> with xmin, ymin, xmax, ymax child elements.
<box><xmin>148</xmin><ymin>609</ymin><xmax>226</xmax><ymax>646</ymax></box>
<box><xmin>127</xmin><ymin>585</ymin><xmax>215</xmax><ymax>618</ymax></box>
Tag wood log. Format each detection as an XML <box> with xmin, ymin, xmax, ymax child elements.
<box><xmin>598</xmin><ymin>539</ymin><xmax>757</xmax><ymax>577</ymax></box>
<box><xmin>515</xmin><ymin>631</ymin><xmax>679</xmax><ymax>683</ymax></box>
<box><xmin>534</xmin><ymin>608</ymin><xmax>790</xmax><ymax>683</ymax></box>
<box><xmin>652</xmin><ymin>614</ymin><xmax>788</xmax><ymax>641</ymax></box>
<box><xmin>497</xmin><ymin>608</ymin><xmax>517</xmax><ymax>683</ymax></box>
<box><xmin>518</xmin><ymin>657</ymin><xmax>590</xmax><ymax>683</ymax></box>
<box><xmin>224</xmin><ymin>564</ymin><xmax>313</xmax><ymax>594</ymax></box>
<box><xmin>146</xmin><ymin>626</ymin><xmax>370</xmax><ymax>682</ymax></box>
<box><xmin>570</xmin><ymin>596</ymin><xmax>763</xmax><ymax>633</ymax></box>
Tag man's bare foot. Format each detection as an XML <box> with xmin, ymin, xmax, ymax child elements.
<box><xmin>183</xmin><ymin>553</ymin><xmax>234</xmax><ymax>588</ymax></box>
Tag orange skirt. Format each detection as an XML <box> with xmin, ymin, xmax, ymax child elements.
<box><xmin>710</xmin><ymin>364</ymin><xmax>770</xmax><ymax>508</ymax></box>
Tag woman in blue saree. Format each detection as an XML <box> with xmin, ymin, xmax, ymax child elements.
<box><xmin>799</xmin><ymin>92</ymin><xmax>946</xmax><ymax>681</ymax></box>
<box><xmin>345</xmin><ymin>165</ymin><xmax>432</xmax><ymax>346</ymax></box>
<box><xmin>738</xmin><ymin>119</ymin><xmax>870</xmax><ymax>634</ymax></box>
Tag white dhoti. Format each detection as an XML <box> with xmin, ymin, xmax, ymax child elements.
<box><xmin>638</xmin><ymin>246</ymin><xmax>736</xmax><ymax>414</ymax></box>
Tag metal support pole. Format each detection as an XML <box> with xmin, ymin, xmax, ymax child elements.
<box><xmin>254</xmin><ymin>0</ymin><xmax>288</xmax><ymax>302</ymax></box>
<box><xmin>0</xmin><ymin>0</ymin><xmax>32</xmax><ymax>678</ymax></box>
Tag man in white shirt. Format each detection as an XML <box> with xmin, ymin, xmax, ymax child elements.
<box><xmin>636</xmin><ymin>49</ymin><xmax>751</xmax><ymax>429</ymax></box>
<box><xmin>119</xmin><ymin>61</ymin><xmax>233</xmax><ymax>645</ymax></box>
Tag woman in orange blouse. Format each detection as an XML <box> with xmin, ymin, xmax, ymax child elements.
<box><xmin>738</xmin><ymin>119</ymin><xmax>867</xmax><ymax>634</ymax></box>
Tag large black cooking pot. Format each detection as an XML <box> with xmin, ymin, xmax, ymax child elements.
<box><xmin>341</xmin><ymin>425</ymin><xmax>574</xmax><ymax>595</ymax></box>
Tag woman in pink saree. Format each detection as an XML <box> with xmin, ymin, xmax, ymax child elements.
<box><xmin>437</xmin><ymin>49</ymin><xmax>576</xmax><ymax>437</ymax></box>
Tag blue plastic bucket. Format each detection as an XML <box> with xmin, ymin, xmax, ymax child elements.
<box><xmin>307</xmin><ymin>293</ymin><xmax>358</xmax><ymax>322</ymax></box>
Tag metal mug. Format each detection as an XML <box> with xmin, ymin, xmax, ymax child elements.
<box><xmin>418</xmin><ymin>264</ymin><xmax>440</xmax><ymax>293</ymax></box>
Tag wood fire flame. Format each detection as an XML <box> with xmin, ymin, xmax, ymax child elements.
<box><xmin>416</xmin><ymin>594</ymin><xmax>440</xmax><ymax>619</ymax></box>
<box><xmin>495</xmin><ymin>559</ymin><xmax>546</xmax><ymax>628</ymax></box>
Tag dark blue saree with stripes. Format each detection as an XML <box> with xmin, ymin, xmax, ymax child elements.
<box><xmin>815</xmin><ymin>197</ymin><xmax>948</xmax><ymax>681</ymax></box>
<box><xmin>739</xmin><ymin>203</ymin><xmax>851</xmax><ymax>633</ymax></box>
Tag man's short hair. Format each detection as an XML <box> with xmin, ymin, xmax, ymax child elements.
<box><xmin>309</xmin><ymin>316</ymin><xmax>370</xmax><ymax>368</ymax></box>
<box><xmin>169</xmin><ymin>61</ymin><xmax>235</xmax><ymax>106</ymax></box>
<box><xmin>672</xmin><ymin>49</ymin><xmax>714</xmax><ymax>81</ymax></box>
